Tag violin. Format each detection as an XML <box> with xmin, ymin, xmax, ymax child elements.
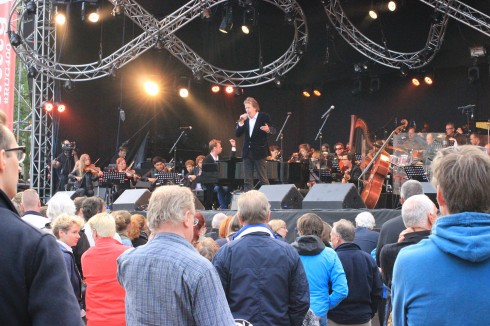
<box><xmin>84</xmin><ymin>164</ymin><xmax>101</xmax><ymax>175</ymax></box>
<box><xmin>124</xmin><ymin>169</ymin><xmax>140</xmax><ymax>180</ymax></box>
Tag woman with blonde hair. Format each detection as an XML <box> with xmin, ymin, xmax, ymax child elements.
<box><xmin>127</xmin><ymin>214</ymin><xmax>149</xmax><ymax>247</ymax></box>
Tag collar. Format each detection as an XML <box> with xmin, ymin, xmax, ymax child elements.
<box><xmin>22</xmin><ymin>210</ymin><xmax>43</xmax><ymax>217</ymax></box>
<box><xmin>57</xmin><ymin>239</ymin><xmax>73</xmax><ymax>253</ymax></box>
<box><xmin>0</xmin><ymin>189</ymin><xmax>20</xmax><ymax>215</ymax></box>
<box><xmin>233</xmin><ymin>223</ymin><xmax>276</xmax><ymax>240</ymax></box>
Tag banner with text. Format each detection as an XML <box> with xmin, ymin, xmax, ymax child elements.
<box><xmin>0</xmin><ymin>0</ymin><xmax>17</xmax><ymax>129</ymax></box>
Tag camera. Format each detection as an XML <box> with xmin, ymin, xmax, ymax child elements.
<box><xmin>62</xmin><ymin>141</ymin><xmax>77</xmax><ymax>152</ymax></box>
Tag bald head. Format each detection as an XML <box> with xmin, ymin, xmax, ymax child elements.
<box><xmin>21</xmin><ymin>189</ymin><xmax>41</xmax><ymax>212</ymax></box>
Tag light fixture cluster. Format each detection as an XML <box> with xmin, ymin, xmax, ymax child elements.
<box><xmin>43</xmin><ymin>101</ymin><xmax>66</xmax><ymax>113</ymax></box>
<box><xmin>54</xmin><ymin>0</ymin><xmax>101</xmax><ymax>26</ymax></box>
<box><xmin>369</xmin><ymin>1</ymin><xmax>397</xmax><ymax>20</ymax></box>
<box><xmin>411</xmin><ymin>72</ymin><xmax>434</xmax><ymax>87</ymax></box>
<box><xmin>302</xmin><ymin>86</ymin><xmax>322</xmax><ymax>97</ymax></box>
<box><xmin>210</xmin><ymin>85</ymin><xmax>243</xmax><ymax>96</ymax></box>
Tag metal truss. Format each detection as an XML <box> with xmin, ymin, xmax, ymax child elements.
<box><xmin>322</xmin><ymin>0</ymin><xmax>453</xmax><ymax>70</ymax></box>
<box><xmin>9</xmin><ymin>0</ymin><xmax>308</xmax><ymax>87</ymax></box>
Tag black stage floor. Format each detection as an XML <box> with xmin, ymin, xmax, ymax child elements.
<box><xmin>199</xmin><ymin>208</ymin><xmax>400</xmax><ymax>243</ymax></box>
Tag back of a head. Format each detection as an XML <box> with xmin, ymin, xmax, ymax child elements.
<box><xmin>212</xmin><ymin>212</ymin><xmax>227</xmax><ymax>229</ymax></box>
<box><xmin>268</xmin><ymin>219</ymin><xmax>287</xmax><ymax>233</ymax></box>
<box><xmin>431</xmin><ymin>145</ymin><xmax>490</xmax><ymax>214</ymax></box>
<box><xmin>112</xmin><ymin>210</ymin><xmax>132</xmax><ymax>233</ymax></box>
<box><xmin>196</xmin><ymin>238</ymin><xmax>220</xmax><ymax>261</ymax></box>
<box><xmin>355</xmin><ymin>211</ymin><xmax>375</xmax><ymax>229</ymax></box>
<box><xmin>21</xmin><ymin>189</ymin><xmax>40</xmax><ymax>211</ymax></box>
<box><xmin>401</xmin><ymin>194</ymin><xmax>434</xmax><ymax>228</ymax></box>
<box><xmin>218</xmin><ymin>216</ymin><xmax>233</xmax><ymax>238</ymax></box>
<box><xmin>237</xmin><ymin>190</ymin><xmax>270</xmax><ymax>225</ymax></box>
<box><xmin>128</xmin><ymin>214</ymin><xmax>147</xmax><ymax>240</ymax></box>
<box><xmin>332</xmin><ymin>219</ymin><xmax>355</xmax><ymax>242</ymax></box>
<box><xmin>296</xmin><ymin>213</ymin><xmax>324</xmax><ymax>237</ymax></box>
<box><xmin>146</xmin><ymin>185</ymin><xmax>194</xmax><ymax>232</ymax></box>
<box><xmin>73</xmin><ymin>196</ymin><xmax>87</xmax><ymax>215</ymax></box>
<box><xmin>400</xmin><ymin>180</ymin><xmax>424</xmax><ymax>201</ymax></box>
<box><xmin>82</xmin><ymin>197</ymin><xmax>104</xmax><ymax>221</ymax></box>
<box><xmin>88</xmin><ymin>212</ymin><xmax>117</xmax><ymax>238</ymax></box>
<box><xmin>228</xmin><ymin>214</ymin><xmax>241</xmax><ymax>234</ymax></box>
<box><xmin>321</xmin><ymin>221</ymin><xmax>332</xmax><ymax>245</ymax></box>
<box><xmin>47</xmin><ymin>193</ymin><xmax>76</xmax><ymax>221</ymax></box>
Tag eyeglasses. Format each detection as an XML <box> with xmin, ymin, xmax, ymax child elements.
<box><xmin>335</xmin><ymin>147</ymin><xmax>344</xmax><ymax>150</ymax></box>
<box><xmin>5</xmin><ymin>146</ymin><xmax>26</xmax><ymax>164</ymax></box>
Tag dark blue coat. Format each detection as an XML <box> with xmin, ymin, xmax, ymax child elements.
<box><xmin>328</xmin><ymin>242</ymin><xmax>383</xmax><ymax>324</ymax></box>
<box><xmin>353</xmin><ymin>227</ymin><xmax>380</xmax><ymax>254</ymax></box>
<box><xmin>0</xmin><ymin>189</ymin><xmax>83</xmax><ymax>325</ymax></box>
<box><xmin>58</xmin><ymin>243</ymin><xmax>82</xmax><ymax>304</ymax></box>
<box><xmin>235</xmin><ymin>112</ymin><xmax>274</xmax><ymax>160</ymax></box>
<box><xmin>213</xmin><ymin>231</ymin><xmax>309</xmax><ymax>326</ymax></box>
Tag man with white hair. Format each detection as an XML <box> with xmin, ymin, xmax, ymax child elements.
<box><xmin>205</xmin><ymin>212</ymin><xmax>227</xmax><ymax>240</ymax></box>
<box><xmin>21</xmin><ymin>189</ymin><xmax>49</xmax><ymax>230</ymax></box>
<box><xmin>353</xmin><ymin>212</ymin><xmax>379</xmax><ymax>254</ymax></box>
<box><xmin>0</xmin><ymin>111</ymin><xmax>82</xmax><ymax>325</ymax></box>
<box><xmin>213</xmin><ymin>190</ymin><xmax>310</xmax><ymax>325</ymax></box>
<box><xmin>392</xmin><ymin>145</ymin><xmax>490</xmax><ymax>325</ymax></box>
<box><xmin>117</xmin><ymin>186</ymin><xmax>234</xmax><ymax>325</ymax></box>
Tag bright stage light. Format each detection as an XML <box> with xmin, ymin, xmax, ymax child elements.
<box><xmin>144</xmin><ymin>81</ymin><xmax>160</xmax><ymax>96</ymax></box>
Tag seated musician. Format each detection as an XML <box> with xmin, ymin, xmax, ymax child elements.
<box><xmin>321</xmin><ymin>143</ymin><xmax>330</xmax><ymax>161</ymax></box>
<box><xmin>339</xmin><ymin>152</ymin><xmax>362</xmax><ymax>188</ymax></box>
<box><xmin>69</xmin><ymin>154</ymin><xmax>103</xmax><ymax>198</ymax></box>
<box><xmin>266</xmin><ymin>145</ymin><xmax>281</xmax><ymax>161</ymax></box>
<box><xmin>333</xmin><ymin>142</ymin><xmax>345</xmax><ymax>159</ymax></box>
<box><xmin>140</xmin><ymin>156</ymin><xmax>168</xmax><ymax>191</ymax></box>
<box><xmin>307</xmin><ymin>151</ymin><xmax>329</xmax><ymax>188</ymax></box>
<box><xmin>183</xmin><ymin>160</ymin><xmax>196</xmax><ymax>189</ymax></box>
<box><xmin>202</xmin><ymin>139</ymin><xmax>236</xmax><ymax>210</ymax></box>
<box><xmin>288</xmin><ymin>143</ymin><xmax>311</xmax><ymax>163</ymax></box>
<box><xmin>110</xmin><ymin>145</ymin><xmax>128</xmax><ymax>164</ymax></box>
<box><xmin>113</xmin><ymin>157</ymin><xmax>139</xmax><ymax>201</ymax></box>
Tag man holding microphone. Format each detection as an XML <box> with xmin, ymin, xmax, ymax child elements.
<box><xmin>236</xmin><ymin>97</ymin><xmax>276</xmax><ymax>191</ymax></box>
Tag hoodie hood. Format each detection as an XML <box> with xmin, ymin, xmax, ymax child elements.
<box><xmin>431</xmin><ymin>212</ymin><xmax>490</xmax><ymax>263</ymax></box>
<box><xmin>291</xmin><ymin>235</ymin><xmax>325</xmax><ymax>256</ymax></box>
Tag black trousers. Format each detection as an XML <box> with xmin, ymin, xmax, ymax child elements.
<box><xmin>243</xmin><ymin>157</ymin><xmax>269</xmax><ymax>191</ymax></box>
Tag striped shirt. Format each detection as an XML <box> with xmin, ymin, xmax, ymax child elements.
<box><xmin>117</xmin><ymin>232</ymin><xmax>235</xmax><ymax>325</ymax></box>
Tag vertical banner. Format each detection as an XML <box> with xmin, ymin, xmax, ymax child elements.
<box><xmin>0</xmin><ymin>0</ymin><xmax>17</xmax><ymax>129</ymax></box>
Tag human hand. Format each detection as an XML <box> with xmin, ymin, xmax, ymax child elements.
<box><xmin>260</xmin><ymin>123</ymin><xmax>270</xmax><ymax>133</ymax></box>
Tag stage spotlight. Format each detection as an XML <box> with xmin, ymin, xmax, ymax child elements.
<box><xmin>177</xmin><ymin>76</ymin><xmax>190</xmax><ymax>98</ymax></box>
<box><xmin>27</xmin><ymin>66</ymin><xmax>38</xmax><ymax>79</ymax></box>
<box><xmin>424</xmin><ymin>73</ymin><xmax>434</xmax><ymax>85</ymax></box>
<box><xmin>295</xmin><ymin>42</ymin><xmax>306</xmax><ymax>56</ymax></box>
<box><xmin>241</xmin><ymin>9</ymin><xmax>255</xmax><ymax>34</ymax></box>
<box><xmin>234</xmin><ymin>87</ymin><xmax>243</xmax><ymax>96</ymax></box>
<box><xmin>112</xmin><ymin>2</ymin><xmax>123</xmax><ymax>16</ymax></box>
<box><xmin>352</xmin><ymin>78</ymin><xmax>362</xmax><ymax>94</ymax></box>
<box><xmin>468</xmin><ymin>66</ymin><xmax>479</xmax><ymax>84</ymax></box>
<box><xmin>201</xmin><ymin>8</ymin><xmax>212</xmax><ymax>21</ymax></box>
<box><xmin>284</xmin><ymin>11</ymin><xmax>294</xmax><ymax>25</ymax></box>
<box><xmin>54</xmin><ymin>7</ymin><xmax>66</xmax><ymax>25</ymax></box>
<box><xmin>399</xmin><ymin>67</ymin><xmax>408</xmax><ymax>78</ymax></box>
<box><xmin>411</xmin><ymin>77</ymin><xmax>421</xmax><ymax>86</ymax></box>
<box><xmin>388</xmin><ymin>1</ymin><xmax>396</xmax><ymax>11</ymax></box>
<box><xmin>43</xmin><ymin>102</ymin><xmax>54</xmax><ymax>112</ymax></box>
<box><xmin>273</xmin><ymin>75</ymin><xmax>284</xmax><ymax>88</ymax></box>
<box><xmin>302</xmin><ymin>88</ymin><xmax>311</xmax><ymax>97</ymax></box>
<box><xmin>144</xmin><ymin>80</ymin><xmax>160</xmax><ymax>96</ymax></box>
<box><xmin>219</xmin><ymin>6</ymin><xmax>233</xmax><ymax>33</ymax></box>
<box><xmin>193</xmin><ymin>70</ymin><xmax>204</xmax><ymax>82</ymax></box>
<box><xmin>64</xmin><ymin>80</ymin><xmax>73</xmax><ymax>91</ymax></box>
<box><xmin>369</xmin><ymin>10</ymin><xmax>377</xmax><ymax>20</ymax></box>
<box><xmin>369</xmin><ymin>77</ymin><xmax>380</xmax><ymax>93</ymax></box>
<box><xmin>82</xmin><ymin>2</ymin><xmax>100</xmax><ymax>23</ymax></box>
<box><xmin>211</xmin><ymin>85</ymin><xmax>220</xmax><ymax>93</ymax></box>
<box><xmin>225</xmin><ymin>86</ymin><xmax>234</xmax><ymax>94</ymax></box>
<box><xmin>26</xmin><ymin>0</ymin><xmax>37</xmax><ymax>14</ymax></box>
<box><xmin>312</xmin><ymin>86</ymin><xmax>322</xmax><ymax>96</ymax></box>
<box><xmin>57</xmin><ymin>103</ymin><xmax>66</xmax><ymax>113</ymax></box>
<box><xmin>8</xmin><ymin>31</ymin><xmax>22</xmax><ymax>47</ymax></box>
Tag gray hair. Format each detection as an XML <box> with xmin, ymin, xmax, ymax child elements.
<box><xmin>237</xmin><ymin>190</ymin><xmax>270</xmax><ymax>224</ymax></box>
<box><xmin>211</xmin><ymin>212</ymin><xmax>227</xmax><ymax>229</ymax></box>
<box><xmin>400</xmin><ymin>180</ymin><xmax>424</xmax><ymax>201</ymax></box>
<box><xmin>21</xmin><ymin>189</ymin><xmax>40</xmax><ymax>211</ymax></box>
<box><xmin>332</xmin><ymin>219</ymin><xmax>355</xmax><ymax>242</ymax></box>
<box><xmin>401</xmin><ymin>194</ymin><xmax>435</xmax><ymax>228</ymax></box>
<box><xmin>88</xmin><ymin>212</ymin><xmax>116</xmax><ymax>238</ymax></box>
<box><xmin>431</xmin><ymin>145</ymin><xmax>490</xmax><ymax>214</ymax></box>
<box><xmin>355</xmin><ymin>211</ymin><xmax>375</xmax><ymax>229</ymax></box>
<box><xmin>51</xmin><ymin>213</ymin><xmax>84</xmax><ymax>239</ymax></box>
<box><xmin>47</xmin><ymin>194</ymin><xmax>76</xmax><ymax>221</ymax></box>
<box><xmin>147</xmin><ymin>185</ymin><xmax>195</xmax><ymax>232</ymax></box>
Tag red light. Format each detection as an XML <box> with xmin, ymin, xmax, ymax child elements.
<box><xmin>211</xmin><ymin>85</ymin><xmax>220</xmax><ymax>93</ymax></box>
<box><xmin>225</xmin><ymin>86</ymin><xmax>234</xmax><ymax>94</ymax></box>
<box><xmin>44</xmin><ymin>102</ymin><xmax>54</xmax><ymax>111</ymax></box>
<box><xmin>411</xmin><ymin>78</ymin><xmax>420</xmax><ymax>86</ymax></box>
<box><xmin>57</xmin><ymin>104</ymin><xmax>66</xmax><ymax>112</ymax></box>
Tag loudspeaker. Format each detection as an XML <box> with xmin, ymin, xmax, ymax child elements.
<box><xmin>47</xmin><ymin>191</ymin><xmax>77</xmax><ymax>205</ymax></box>
<box><xmin>112</xmin><ymin>189</ymin><xmax>151</xmax><ymax>211</ymax></box>
<box><xmin>259</xmin><ymin>184</ymin><xmax>303</xmax><ymax>209</ymax></box>
<box><xmin>302</xmin><ymin>184</ymin><xmax>366</xmax><ymax>209</ymax></box>
<box><xmin>230</xmin><ymin>192</ymin><xmax>243</xmax><ymax>210</ymax></box>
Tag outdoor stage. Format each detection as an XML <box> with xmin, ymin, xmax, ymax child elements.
<box><xmin>200</xmin><ymin>208</ymin><xmax>400</xmax><ymax>243</ymax></box>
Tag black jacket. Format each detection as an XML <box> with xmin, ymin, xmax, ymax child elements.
<box><xmin>328</xmin><ymin>242</ymin><xmax>383</xmax><ymax>324</ymax></box>
<box><xmin>0</xmin><ymin>189</ymin><xmax>83</xmax><ymax>325</ymax></box>
<box><xmin>375</xmin><ymin>215</ymin><xmax>405</xmax><ymax>266</ymax></box>
<box><xmin>235</xmin><ymin>112</ymin><xmax>275</xmax><ymax>160</ymax></box>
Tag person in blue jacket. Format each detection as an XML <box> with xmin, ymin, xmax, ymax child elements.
<box><xmin>292</xmin><ymin>213</ymin><xmax>348</xmax><ymax>326</ymax></box>
<box><xmin>392</xmin><ymin>145</ymin><xmax>490</xmax><ymax>326</ymax></box>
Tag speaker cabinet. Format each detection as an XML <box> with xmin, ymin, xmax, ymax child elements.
<box><xmin>47</xmin><ymin>191</ymin><xmax>77</xmax><ymax>205</ymax></box>
<box><xmin>259</xmin><ymin>184</ymin><xmax>303</xmax><ymax>209</ymax></box>
<box><xmin>112</xmin><ymin>189</ymin><xmax>151</xmax><ymax>211</ymax></box>
<box><xmin>302</xmin><ymin>184</ymin><xmax>366</xmax><ymax>209</ymax></box>
<box><xmin>420</xmin><ymin>182</ymin><xmax>438</xmax><ymax>207</ymax></box>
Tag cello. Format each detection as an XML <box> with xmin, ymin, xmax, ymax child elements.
<box><xmin>360</xmin><ymin>119</ymin><xmax>408</xmax><ymax>208</ymax></box>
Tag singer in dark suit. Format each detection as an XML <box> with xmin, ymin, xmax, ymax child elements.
<box><xmin>235</xmin><ymin>97</ymin><xmax>276</xmax><ymax>191</ymax></box>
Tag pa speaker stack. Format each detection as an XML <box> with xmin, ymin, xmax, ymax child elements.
<box><xmin>302</xmin><ymin>184</ymin><xmax>366</xmax><ymax>209</ymax></box>
<box><xmin>259</xmin><ymin>184</ymin><xmax>303</xmax><ymax>209</ymax></box>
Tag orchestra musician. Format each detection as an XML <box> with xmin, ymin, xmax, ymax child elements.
<box><xmin>140</xmin><ymin>156</ymin><xmax>168</xmax><ymax>191</ymax></box>
<box><xmin>183</xmin><ymin>160</ymin><xmax>196</xmax><ymax>189</ymax></box>
<box><xmin>307</xmin><ymin>151</ymin><xmax>329</xmax><ymax>188</ymax></box>
<box><xmin>69</xmin><ymin>154</ymin><xmax>103</xmax><ymax>198</ymax></box>
<box><xmin>236</xmin><ymin>97</ymin><xmax>276</xmax><ymax>192</ymax></box>
<box><xmin>339</xmin><ymin>152</ymin><xmax>362</xmax><ymax>188</ymax></box>
<box><xmin>113</xmin><ymin>157</ymin><xmax>139</xmax><ymax>201</ymax></box>
<box><xmin>266</xmin><ymin>145</ymin><xmax>281</xmax><ymax>161</ymax></box>
<box><xmin>445</xmin><ymin>122</ymin><xmax>466</xmax><ymax>146</ymax></box>
<box><xmin>111</xmin><ymin>145</ymin><xmax>128</xmax><ymax>164</ymax></box>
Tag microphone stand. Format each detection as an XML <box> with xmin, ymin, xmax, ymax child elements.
<box><xmin>276</xmin><ymin>113</ymin><xmax>292</xmax><ymax>162</ymax></box>
<box><xmin>315</xmin><ymin>107</ymin><xmax>334</xmax><ymax>144</ymax></box>
<box><xmin>169</xmin><ymin>130</ymin><xmax>187</xmax><ymax>172</ymax></box>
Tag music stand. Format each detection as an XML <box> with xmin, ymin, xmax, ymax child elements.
<box><xmin>101</xmin><ymin>171</ymin><xmax>127</xmax><ymax>205</ymax></box>
<box><xmin>312</xmin><ymin>168</ymin><xmax>333</xmax><ymax>183</ymax></box>
<box><xmin>403</xmin><ymin>165</ymin><xmax>429</xmax><ymax>182</ymax></box>
<box><xmin>331</xmin><ymin>159</ymin><xmax>342</xmax><ymax>174</ymax></box>
<box><xmin>155</xmin><ymin>172</ymin><xmax>180</xmax><ymax>185</ymax></box>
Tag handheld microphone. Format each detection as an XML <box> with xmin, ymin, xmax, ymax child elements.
<box><xmin>179</xmin><ymin>126</ymin><xmax>192</xmax><ymax>130</ymax></box>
